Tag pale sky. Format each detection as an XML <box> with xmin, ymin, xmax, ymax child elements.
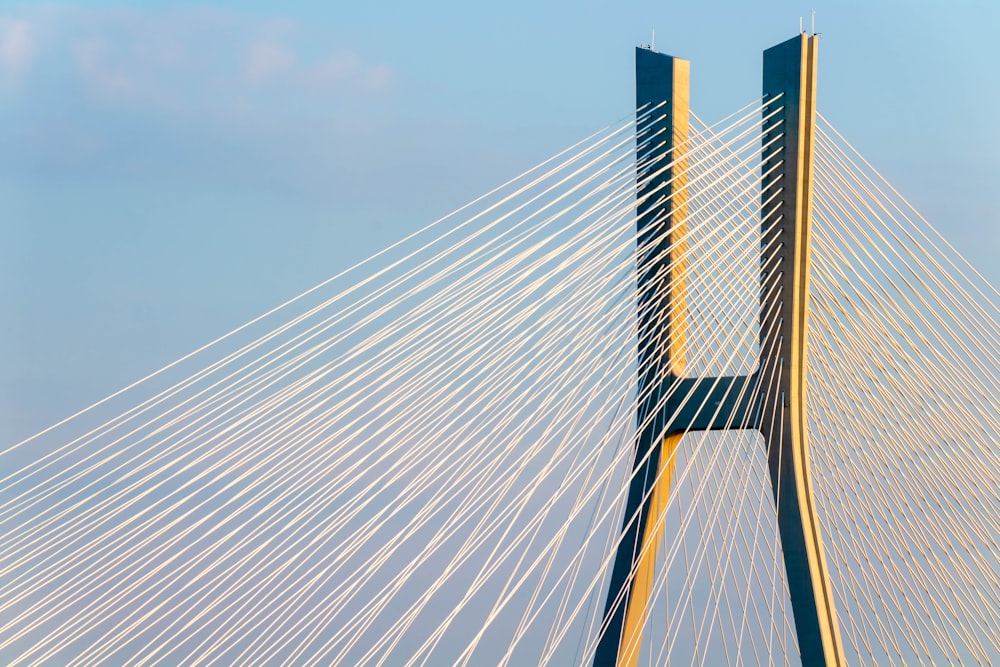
<box><xmin>2</xmin><ymin>0</ymin><xmax>999</xmax><ymax>441</ymax></box>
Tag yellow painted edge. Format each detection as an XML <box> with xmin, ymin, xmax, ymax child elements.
<box><xmin>790</xmin><ymin>34</ymin><xmax>845</xmax><ymax>667</ymax></box>
<box><xmin>618</xmin><ymin>432</ymin><xmax>682</xmax><ymax>667</ymax></box>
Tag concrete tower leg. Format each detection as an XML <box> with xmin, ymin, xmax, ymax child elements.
<box><xmin>593</xmin><ymin>46</ymin><xmax>690</xmax><ymax>667</ymax></box>
<box><xmin>759</xmin><ymin>32</ymin><xmax>844</xmax><ymax>667</ymax></box>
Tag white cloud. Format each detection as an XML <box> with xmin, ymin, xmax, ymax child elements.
<box><xmin>74</xmin><ymin>37</ymin><xmax>135</xmax><ymax>97</ymax></box>
<box><xmin>0</xmin><ymin>17</ymin><xmax>37</xmax><ymax>83</ymax></box>
<box><xmin>244</xmin><ymin>39</ymin><xmax>295</xmax><ymax>82</ymax></box>
<box><xmin>0</xmin><ymin>6</ymin><xmax>395</xmax><ymax>116</ymax></box>
<box><xmin>313</xmin><ymin>50</ymin><xmax>360</xmax><ymax>81</ymax></box>
<box><xmin>361</xmin><ymin>63</ymin><xmax>393</xmax><ymax>93</ymax></box>
<box><xmin>311</xmin><ymin>50</ymin><xmax>393</xmax><ymax>92</ymax></box>
<box><xmin>244</xmin><ymin>43</ymin><xmax>393</xmax><ymax>93</ymax></box>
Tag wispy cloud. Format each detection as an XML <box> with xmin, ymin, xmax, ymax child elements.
<box><xmin>0</xmin><ymin>6</ymin><xmax>414</xmax><ymax>201</ymax></box>
<box><xmin>311</xmin><ymin>51</ymin><xmax>394</xmax><ymax>92</ymax></box>
<box><xmin>244</xmin><ymin>39</ymin><xmax>296</xmax><ymax>82</ymax></box>
<box><xmin>242</xmin><ymin>39</ymin><xmax>393</xmax><ymax>93</ymax></box>
<box><xmin>0</xmin><ymin>17</ymin><xmax>37</xmax><ymax>85</ymax></box>
<box><xmin>74</xmin><ymin>37</ymin><xmax>135</xmax><ymax>97</ymax></box>
<box><xmin>1</xmin><ymin>7</ymin><xmax>395</xmax><ymax>105</ymax></box>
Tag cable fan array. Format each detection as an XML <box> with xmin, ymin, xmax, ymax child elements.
<box><xmin>807</xmin><ymin>116</ymin><xmax>1000</xmax><ymax>666</ymax></box>
<box><xmin>0</xmin><ymin>97</ymin><xmax>997</xmax><ymax>667</ymax></box>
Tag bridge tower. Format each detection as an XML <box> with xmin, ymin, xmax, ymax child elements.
<box><xmin>595</xmin><ymin>34</ymin><xmax>845</xmax><ymax>666</ymax></box>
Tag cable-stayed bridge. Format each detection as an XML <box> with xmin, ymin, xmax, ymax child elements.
<box><xmin>1</xmin><ymin>33</ymin><xmax>998</xmax><ymax>666</ymax></box>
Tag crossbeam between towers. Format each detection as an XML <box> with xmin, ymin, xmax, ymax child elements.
<box><xmin>595</xmin><ymin>34</ymin><xmax>844</xmax><ymax>667</ymax></box>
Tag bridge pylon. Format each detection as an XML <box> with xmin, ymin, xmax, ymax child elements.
<box><xmin>594</xmin><ymin>33</ymin><xmax>845</xmax><ymax>667</ymax></box>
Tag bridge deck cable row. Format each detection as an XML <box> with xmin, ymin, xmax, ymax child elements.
<box><xmin>800</xmin><ymin>116</ymin><xmax>1000</xmax><ymax>665</ymax></box>
<box><xmin>0</xmin><ymin>103</ymin><xmax>759</xmax><ymax>664</ymax></box>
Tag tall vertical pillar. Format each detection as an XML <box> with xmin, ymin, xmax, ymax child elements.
<box><xmin>759</xmin><ymin>33</ymin><xmax>844</xmax><ymax>666</ymax></box>
<box><xmin>593</xmin><ymin>46</ymin><xmax>690</xmax><ymax>667</ymax></box>
<box><xmin>596</xmin><ymin>34</ymin><xmax>843</xmax><ymax>667</ymax></box>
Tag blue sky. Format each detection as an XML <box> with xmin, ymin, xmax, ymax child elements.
<box><xmin>2</xmin><ymin>0</ymin><xmax>999</xmax><ymax>441</ymax></box>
